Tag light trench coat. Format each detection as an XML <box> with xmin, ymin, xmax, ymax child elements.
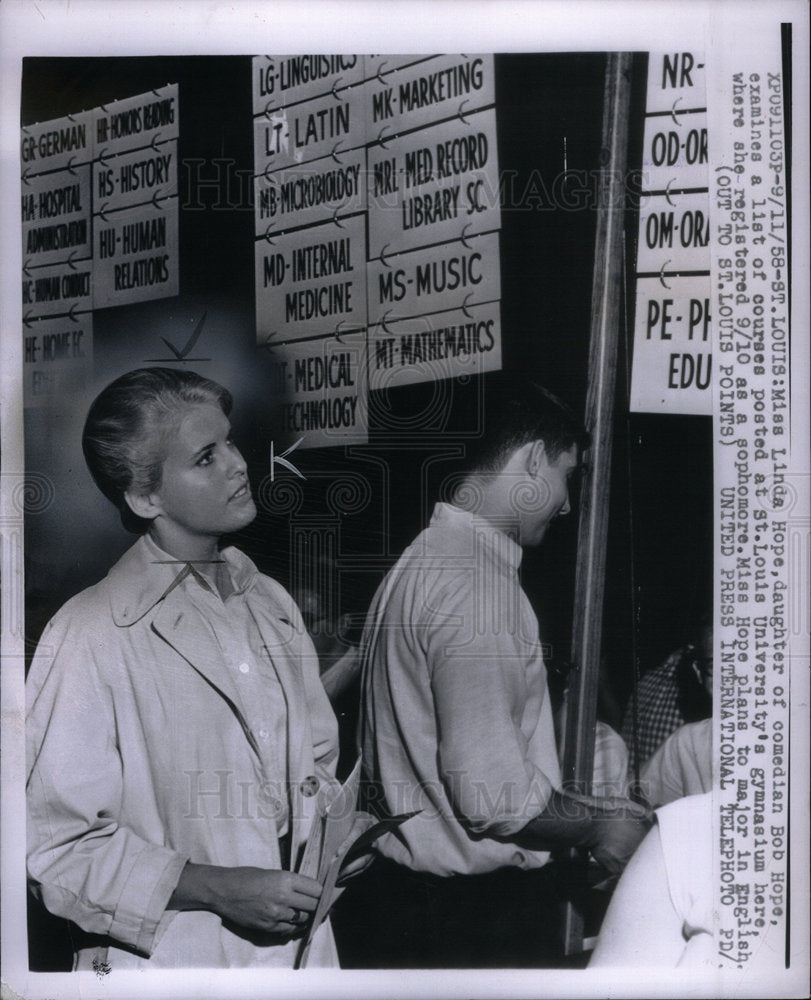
<box><xmin>26</xmin><ymin>535</ymin><xmax>340</xmax><ymax>969</ymax></box>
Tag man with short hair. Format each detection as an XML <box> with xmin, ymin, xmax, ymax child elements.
<box><xmin>341</xmin><ymin>381</ymin><xmax>649</xmax><ymax>968</ymax></box>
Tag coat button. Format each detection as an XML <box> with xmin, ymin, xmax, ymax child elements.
<box><xmin>300</xmin><ymin>775</ymin><xmax>319</xmax><ymax>797</ymax></box>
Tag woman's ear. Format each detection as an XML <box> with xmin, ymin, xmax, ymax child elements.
<box><xmin>124</xmin><ymin>490</ymin><xmax>161</xmax><ymax>522</ymax></box>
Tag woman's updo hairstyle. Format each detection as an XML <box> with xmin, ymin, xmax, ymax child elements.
<box><xmin>83</xmin><ymin>367</ymin><xmax>232</xmax><ymax>532</ymax></box>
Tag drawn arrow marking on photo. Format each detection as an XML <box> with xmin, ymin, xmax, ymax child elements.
<box><xmin>670</xmin><ymin>98</ymin><xmax>683</xmax><ymax>126</ymax></box>
<box><xmin>659</xmin><ymin>261</ymin><xmax>672</xmax><ymax>290</ymax></box>
<box><xmin>270</xmin><ymin>438</ymin><xmax>306</xmax><ymax>481</ymax></box>
<box><xmin>665</xmin><ymin>178</ymin><xmax>679</xmax><ymax>207</ymax></box>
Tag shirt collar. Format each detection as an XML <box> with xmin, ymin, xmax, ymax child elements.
<box><xmin>108</xmin><ymin>533</ymin><xmax>259</xmax><ymax>626</ymax></box>
<box><xmin>429</xmin><ymin>502</ymin><xmax>524</xmax><ymax>571</ymax></box>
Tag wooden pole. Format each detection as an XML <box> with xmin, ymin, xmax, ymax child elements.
<box><xmin>560</xmin><ymin>51</ymin><xmax>634</xmax><ymax>956</ymax></box>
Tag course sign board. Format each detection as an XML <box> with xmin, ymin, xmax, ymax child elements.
<box><xmin>252</xmin><ymin>55</ymin><xmax>503</xmax><ymax>446</ymax></box>
<box><xmin>631</xmin><ymin>52</ymin><xmax>711</xmax><ymax>415</ymax></box>
<box><xmin>20</xmin><ymin>86</ymin><xmax>180</xmax><ymax>407</ymax></box>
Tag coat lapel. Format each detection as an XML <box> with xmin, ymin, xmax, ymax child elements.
<box><xmin>150</xmin><ymin>589</ymin><xmax>261</xmax><ymax>758</ymax></box>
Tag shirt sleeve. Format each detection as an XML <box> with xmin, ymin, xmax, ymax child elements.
<box><xmin>26</xmin><ymin>613</ymin><xmax>189</xmax><ymax>957</ymax></box>
<box><xmin>424</xmin><ymin>571</ymin><xmax>556</xmax><ymax>837</ymax></box>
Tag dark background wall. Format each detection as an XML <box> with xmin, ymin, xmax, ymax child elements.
<box><xmin>22</xmin><ymin>54</ymin><xmax>711</xmax><ymax>969</ymax></box>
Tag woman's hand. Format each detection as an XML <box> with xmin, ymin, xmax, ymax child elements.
<box><xmin>169</xmin><ymin>863</ymin><xmax>323</xmax><ymax>936</ymax></box>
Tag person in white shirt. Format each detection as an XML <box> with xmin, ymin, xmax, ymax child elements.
<box><xmin>346</xmin><ymin>379</ymin><xmax>650</xmax><ymax>967</ymax></box>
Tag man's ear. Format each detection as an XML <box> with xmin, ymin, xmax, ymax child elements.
<box><xmin>124</xmin><ymin>489</ymin><xmax>161</xmax><ymax>522</ymax></box>
<box><xmin>527</xmin><ymin>439</ymin><xmax>548</xmax><ymax>477</ymax></box>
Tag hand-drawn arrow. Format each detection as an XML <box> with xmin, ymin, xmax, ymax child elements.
<box><xmin>659</xmin><ymin>260</ymin><xmax>672</xmax><ymax>290</ymax></box>
<box><xmin>665</xmin><ymin>178</ymin><xmax>679</xmax><ymax>207</ymax></box>
<box><xmin>159</xmin><ymin>311</ymin><xmax>208</xmax><ymax>361</ymax></box>
<box><xmin>332</xmin><ymin>79</ymin><xmax>345</xmax><ymax>101</ymax></box>
<box><xmin>670</xmin><ymin>97</ymin><xmax>683</xmax><ymax>126</ymax></box>
<box><xmin>380</xmin><ymin>309</ymin><xmax>395</xmax><ymax>334</ymax></box>
<box><xmin>270</xmin><ymin>438</ymin><xmax>306</xmax><ymax>481</ymax></box>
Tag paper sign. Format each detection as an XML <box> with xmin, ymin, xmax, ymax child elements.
<box><xmin>632</xmin><ymin>54</ymin><xmax>710</xmax><ymax>415</ymax></box>
<box><xmin>630</xmin><ymin>275</ymin><xmax>712</xmax><ymax>414</ymax></box>
<box><xmin>21</xmin><ymin>166</ymin><xmax>92</xmax><ymax>268</ymax></box>
<box><xmin>367</xmin><ymin>108</ymin><xmax>500</xmax><ymax>258</ymax></box>
<box><xmin>20</xmin><ymin>111</ymin><xmax>93</xmax><ymax>175</ymax></box>
<box><xmin>368</xmin><ymin>230</ymin><xmax>501</xmax><ymax>325</ymax></box>
<box><xmin>93</xmin><ymin>84</ymin><xmax>179</xmax><ymax>158</ymax></box>
<box><xmin>21</xmin><ymin>260</ymin><xmax>93</xmax><ymax>320</ymax></box>
<box><xmin>364</xmin><ymin>54</ymin><xmax>495</xmax><ymax>138</ymax></box>
<box><xmin>253</xmin><ymin>89</ymin><xmax>367</xmax><ymax>174</ymax></box>
<box><xmin>253</xmin><ymin>55</ymin><xmax>364</xmax><ymax>116</ymax></box>
<box><xmin>255</xmin><ymin>215</ymin><xmax>367</xmax><ymax>343</ymax></box>
<box><xmin>23</xmin><ymin>313</ymin><xmax>93</xmax><ymax>409</ymax></box>
<box><xmin>641</xmin><ymin>109</ymin><xmax>709</xmax><ymax>191</ymax></box>
<box><xmin>645</xmin><ymin>51</ymin><xmax>707</xmax><ymax>113</ymax></box>
<box><xmin>94</xmin><ymin>139</ymin><xmax>177</xmax><ymax>213</ymax></box>
<box><xmin>255</xmin><ymin>148</ymin><xmax>367</xmax><ymax>235</ymax></box>
<box><xmin>636</xmin><ymin>191</ymin><xmax>711</xmax><ymax>273</ymax></box>
<box><xmin>93</xmin><ymin>199</ymin><xmax>179</xmax><ymax>308</ymax></box>
<box><xmin>368</xmin><ymin>299</ymin><xmax>501</xmax><ymax>390</ymax></box>
<box><xmin>265</xmin><ymin>330</ymin><xmax>368</xmax><ymax>448</ymax></box>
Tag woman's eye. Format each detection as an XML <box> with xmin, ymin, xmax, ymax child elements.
<box><xmin>197</xmin><ymin>451</ymin><xmax>213</xmax><ymax>466</ymax></box>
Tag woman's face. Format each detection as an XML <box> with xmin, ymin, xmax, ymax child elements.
<box><xmin>147</xmin><ymin>403</ymin><xmax>257</xmax><ymax>550</ymax></box>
